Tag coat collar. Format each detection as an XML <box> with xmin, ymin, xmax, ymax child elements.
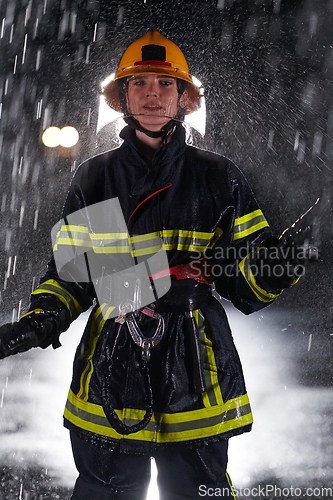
<box><xmin>119</xmin><ymin>125</ymin><xmax>187</xmax><ymax>197</ymax></box>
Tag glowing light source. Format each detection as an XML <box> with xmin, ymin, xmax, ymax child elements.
<box><xmin>97</xmin><ymin>95</ymin><xmax>123</xmax><ymax>134</ymax></box>
<box><xmin>101</xmin><ymin>72</ymin><xmax>115</xmax><ymax>89</ymax></box>
<box><xmin>42</xmin><ymin>126</ymin><xmax>80</xmax><ymax>149</ymax></box>
<box><xmin>59</xmin><ymin>126</ymin><xmax>79</xmax><ymax>147</ymax></box>
<box><xmin>42</xmin><ymin>126</ymin><xmax>61</xmax><ymax>148</ymax></box>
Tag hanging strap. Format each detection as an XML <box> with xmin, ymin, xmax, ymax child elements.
<box><xmin>101</xmin><ymin>357</ymin><xmax>153</xmax><ymax>436</ymax></box>
<box><xmin>102</xmin><ymin>308</ymin><xmax>165</xmax><ymax>435</ymax></box>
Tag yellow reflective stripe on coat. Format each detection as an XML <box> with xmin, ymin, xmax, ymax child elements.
<box><xmin>77</xmin><ymin>303</ymin><xmax>115</xmax><ymax>401</ymax></box>
<box><xmin>158</xmin><ymin>229</ymin><xmax>214</xmax><ymax>253</ymax></box>
<box><xmin>202</xmin><ymin>333</ymin><xmax>224</xmax><ymax>407</ymax></box>
<box><xmin>53</xmin><ymin>225</ymin><xmax>91</xmax><ymax>251</ymax></box>
<box><xmin>64</xmin><ymin>389</ymin><xmax>253</xmax><ymax>443</ymax></box>
<box><xmin>233</xmin><ymin>209</ymin><xmax>269</xmax><ymax>241</ymax></box>
<box><xmin>32</xmin><ymin>279</ymin><xmax>83</xmax><ymax>321</ymax></box>
<box><xmin>209</xmin><ymin>227</ymin><xmax>223</xmax><ymax>249</ymax></box>
<box><xmin>197</xmin><ymin>311</ymin><xmax>224</xmax><ymax>408</ymax></box>
<box><xmin>239</xmin><ymin>255</ymin><xmax>281</xmax><ymax>303</ymax></box>
<box><xmin>53</xmin><ymin>226</ymin><xmax>219</xmax><ymax>257</ymax></box>
<box><xmin>53</xmin><ymin>224</ymin><xmax>129</xmax><ymax>253</ymax></box>
<box><xmin>130</xmin><ymin>230</ymin><xmax>215</xmax><ymax>256</ymax></box>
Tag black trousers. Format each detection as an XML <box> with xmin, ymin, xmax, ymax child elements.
<box><xmin>70</xmin><ymin>432</ymin><xmax>235</xmax><ymax>500</ymax></box>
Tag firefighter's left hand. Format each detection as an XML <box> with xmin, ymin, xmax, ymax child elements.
<box><xmin>0</xmin><ymin>319</ymin><xmax>38</xmax><ymax>359</ymax></box>
<box><xmin>256</xmin><ymin>236</ymin><xmax>304</xmax><ymax>290</ymax></box>
<box><xmin>0</xmin><ymin>314</ymin><xmax>59</xmax><ymax>360</ymax></box>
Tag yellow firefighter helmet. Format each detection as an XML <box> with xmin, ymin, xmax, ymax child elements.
<box><xmin>103</xmin><ymin>30</ymin><xmax>201</xmax><ymax>115</ymax></box>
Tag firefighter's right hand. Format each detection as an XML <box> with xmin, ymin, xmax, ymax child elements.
<box><xmin>0</xmin><ymin>314</ymin><xmax>59</xmax><ymax>360</ymax></box>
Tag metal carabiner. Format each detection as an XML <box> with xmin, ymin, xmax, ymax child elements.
<box><xmin>125</xmin><ymin>308</ymin><xmax>165</xmax><ymax>361</ymax></box>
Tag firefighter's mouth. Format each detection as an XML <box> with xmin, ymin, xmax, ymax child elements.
<box><xmin>143</xmin><ymin>105</ymin><xmax>163</xmax><ymax>110</ymax></box>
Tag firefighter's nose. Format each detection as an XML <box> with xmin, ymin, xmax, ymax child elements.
<box><xmin>146</xmin><ymin>81</ymin><xmax>159</xmax><ymax>97</ymax></box>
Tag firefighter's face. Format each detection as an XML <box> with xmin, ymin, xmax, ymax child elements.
<box><xmin>126</xmin><ymin>74</ymin><xmax>186</xmax><ymax>130</ymax></box>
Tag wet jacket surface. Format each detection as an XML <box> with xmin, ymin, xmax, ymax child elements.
<box><xmin>30</xmin><ymin>125</ymin><xmax>280</xmax><ymax>454</ymax></box>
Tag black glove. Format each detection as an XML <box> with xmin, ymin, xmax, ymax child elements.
<box><xmin>254</xmin><ymin>199</ymin><xmax>322</xmax><ymax>291</ymax></box>
<box><xmin>0</xmin><ymin>296</ymin><xmax>70</xmax><ymax>360</ymax></box>
<box><xmin>255</xmin><ymin>236</ymin><xmax>304</xmax><ymax>291</ymax></box>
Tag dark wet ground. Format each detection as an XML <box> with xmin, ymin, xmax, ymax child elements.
<box><xmin>0</xmin><ymin>465</ymin><xmax>71</xmax><ymax>500</ymax></box>
<box><xmin>0</xmin><ymin>304</ymin><xmax>332</xmax><ymax>499</ymax></box>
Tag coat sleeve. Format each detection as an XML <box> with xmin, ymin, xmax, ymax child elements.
<box><xmin>212</xmin><ymin>162</ymin><xmax>285</xmax><ymax>315</ymax></box>
<box><xmin>26</xmin><ymin>162</ymin><xmax>96</xmax><ymax>330</ymax></box>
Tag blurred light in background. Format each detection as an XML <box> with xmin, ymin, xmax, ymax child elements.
<box><xmin>185</xmin><ymin>75</ymin><xmax>206</xmax><ymax>136</ymax></box>
<box><xmin>147</xmin><ymin>458</ymin><xmax>159</xmax><ymax>499</ymax></box>
<box><xmin>97</xmin><ymin>94</ymin><xmax>124</xmax><ymax>134</ymax></box>
<box><xmin>42</xmin><ymin>126</ymin><xmax>61</xmax><ymax>148</ymax></box>
<box><xmin>42</xmin><ymin>126</ymin><xmax>79</xmax><ymax>148</ymax></box>
<box><xmin>59</xmin><ymin>126</ymin><xmax>79</xmax><ymax>148</ymax></box>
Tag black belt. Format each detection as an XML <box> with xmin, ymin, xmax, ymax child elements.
<box><xmin>154</xmin><ymin>279</ymin><xmax>213</xmax><ymax>312</ymax></box>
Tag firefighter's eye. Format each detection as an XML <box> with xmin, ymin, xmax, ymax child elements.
<box><xmin>159</xmin><ymin>80</ymin><xmax>174</xmax><ymax>86</ymax></box>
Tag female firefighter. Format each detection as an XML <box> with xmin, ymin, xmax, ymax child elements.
<box><xmin>0</xmin><ymin>31</ymin><xmax>305</xmax><ymax>499</ymax></box>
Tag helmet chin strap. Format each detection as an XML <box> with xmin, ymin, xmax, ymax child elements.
<box><xmin>124</xmin><ymin>115</ymin><xmax>180</xmax><ymax>143</ymax></box>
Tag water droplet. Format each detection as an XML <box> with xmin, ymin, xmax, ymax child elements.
<box><xmin>307</xmin><ymin>333</ymin><xmax>313</xmax><ymax>351</ymax></box>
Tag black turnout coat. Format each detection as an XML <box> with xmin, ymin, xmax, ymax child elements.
<box><xmin>29</xmin><ymin>125</ymin><xmax>282</xmax><ymax>454</ymax></box>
